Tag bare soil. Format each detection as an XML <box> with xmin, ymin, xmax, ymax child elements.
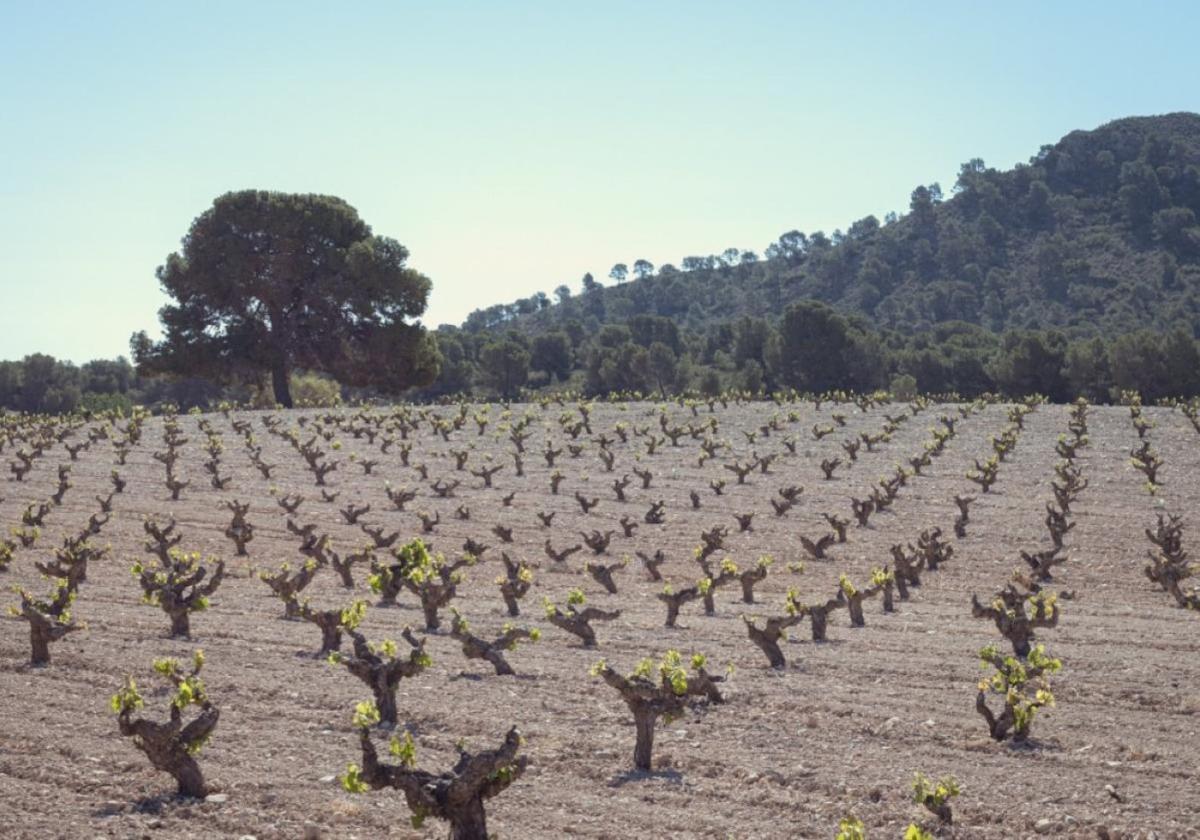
<box><xmin>1</xmin><ymin>400</ymin><xmax>1197</xmax><ymax>840</ymax></box>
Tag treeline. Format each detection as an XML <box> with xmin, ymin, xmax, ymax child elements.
<box><xmin>0</xmin><ymin>355</ymin><xmax>338</xmax><ymax>414</ymax></box>
<box><xmin>427</xmin><ymin>301</ymin><xmax>1200</xmax><ymax>404</ymax></box>
<box><xmin>0</xmin><ymin>356</ymin><xmax>147</xmax><ymax>414</ymax></box>
<box><xmin>5</xmin><ymin>301</ymin><xmax>1198</xmax><ymax>414</ymax></box>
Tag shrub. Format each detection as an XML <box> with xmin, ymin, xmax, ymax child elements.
<box><xmin>975</xmin><ymin>643</ymin><xmax>1060</xmax><ymax>742</ymax></box>
<box><xmin>111</xmin><ymin>651</ymin><xmax>218</xmax><ymax>798</ymax></box>
<box><xmin>329</xmin><ymin>628</ymin><xmax>431</xmax><ymax>726</ymax></box>
<box><xmin>343</xmin><ymin>702</ymin><xmax>526</xmax><ymax>839</ymax></box>
<box><xmin>911</xmin><ymin>771</ymin><xmax>960</xmax><ymax>823</ymax></box>
<box><xmin>590</xmin><ymin>650</ymin><xmax>724</xmax><ymax>771</ymax></box>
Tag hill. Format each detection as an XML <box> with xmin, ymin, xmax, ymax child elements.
<box><xmin>429</xmin><ymin>114</ymin><xmax>1200</xmax><ymax>401</ymax></box>
<box><xmin>462</xmin><ymin>113</ymin><xmax>1200</xmax><ymax>336</ymax></box>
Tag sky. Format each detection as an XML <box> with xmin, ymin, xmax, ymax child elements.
<box><xmin>1</xmin><ymin>1</ymin><xmax>1198</xmax><ymax>363</ymax></box>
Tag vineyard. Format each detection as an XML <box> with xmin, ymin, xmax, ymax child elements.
<box><xmin>1</xmin><ymin>395</ymin><xmax>1198</xmax><ymax>839</ymax></box>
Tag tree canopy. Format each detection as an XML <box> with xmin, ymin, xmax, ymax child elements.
<box><xmin>131</xmin><ymin>190</ymin><xmax>439</xmax><ymax>407</ymax></box>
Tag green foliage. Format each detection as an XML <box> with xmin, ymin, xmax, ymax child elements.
<box><xmin>784</xmin><ymin>587</ymin><xmax>803</xmax><ymax>616</ymax></box>
<box><xmin>645</xmin><ymin>341</ymin><xmax>679</xmax><ymax>397</ymax></box>
<box><xmin>388</xmin><ymin>731</ymin><xmax>417</xmax><ymax>767</ymax></box>
<box><xmin>109</xmin><ymin>677</ymin><xmax>144</xmax><ymax>715</ymax></box>
<box><xmin>478</xmin><ymin>338</ymin><xmax>531</xmax><ymax>399</ymax></box>
<box><xmin>250</xmin><ymin>370</ymin><xmax>343</xmax><ymax>408</ymax></box>
<box><xmin>659</xmin><ymin>650</ymin><xmax>689</xmax><ymax>695</ymax></box>
<box><xmin>0</xmin><ymin>353</ymin><xmax>84</xmax><ymax>413</ymax></box>
<box><xmin>605</xmin><ymin>649</ymin><xmax>709</xmax><ymax>696</ymax></box>
<box><xmin>396</xmin><ymin>538</ymin><xmax>432</xmax><ymax>570</ymax></box>
<box><xmin>978</xmin><ymin>643</ymin><xmax>1061</xmax><ymax>737</ymax></box>
<box><xmin>367</xmin><ymin>568</ymin><xmax>389</xmax><ymax>595</ymax></box>
<box><xmin>838</xmin><ymin>574</ymin><xmax>858</xmax><ymax>598</ymax></box>
<box><xmin>353</xmin><ymin>699</ymin><xmax>382</xmax><ymax>729</ymax></box>
<box><xmin>113</xmin><ymin>650</ymin><xmax>214</xmax><ymax>756</ymax></box>
<box><xmin>340</xmin><ymin>600</ymin><xmax>368</xmax><ymax>631</ymax></box>
<box><xmin>80</xmin><ymin>390</ymin><xmax>135</xmax><ymax>415</ymax></box>
<box><xmin>779</xmin><ymin>302</ymin><xmax>881</xmax><ymax>393</ymax></box>
<box><xmin>912</xmin><ymin>771</ymin><xmax>960</xmax><ymax>815</ymax></box>
<box><xmin>988</xmin><ymin>330</ymin><xmax>1069</xmax><ymax>401</ymax></box>
<box><xmin>151</xmin><ymin>650</ymin><xmax>208</xmax><ymax>709</ymax></box>
<box><xmin>889</xmin><ymin>373</ymin><xmax>918</xmax><ymax>400</ymax></box>
<box><xmin>341</xmin><ymin>762</ymin><xmax>369</xmax><ymax>794</ymax></box>
<box><xmin>131</xmin><ymin>190</ymin><xmax>438</xmax><ymax>408</ymax></box>
<box><xmin>530</xmin><ymin>332</ymin><xmax>573</xmax><ymax>382</ymax></box>
<box><xmin>395</xmin><ymin>538</ymin><xmax>472</xmax><ymax>591</ymax></box>
<box><xmin>835</xmin><ymin>815</ymin><xmax>866</xmax><ymax>840</ymax></box>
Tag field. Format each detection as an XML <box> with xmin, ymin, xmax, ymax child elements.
<box><xmin>1</xmin><ymin>398</ymin><xmax>1198</xmax><ymax>840</ymax></box>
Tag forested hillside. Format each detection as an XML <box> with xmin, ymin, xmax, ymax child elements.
<box><xmin>429</xmin><ymin>113</ymin><xmax>1200</xmax><ymax>401</ymax></box>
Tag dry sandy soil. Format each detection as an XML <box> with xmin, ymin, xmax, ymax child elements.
<box><xmin>1</xmin><ymin>399</ymin><xmax>1197</xmax><ymax>840</ymax></box>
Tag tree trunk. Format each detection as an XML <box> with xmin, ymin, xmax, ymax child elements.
<box><xmin>484</xmin><ymin>648</ymin><xmax>514</xmax><ymax>677</ymax></box>
<box><xmin>633</xmin><ymin>709</ymin><xmax>657</xmax><ymax>771</ymax></box>
<box><xmin>762</xmin><ymin>637</ymin><xmax>785</xmax><ymax>669</ymax></box>
<box><xmin>271</xmin><ymin>360</ymin><xmax>293</xmax><ymax>409</ymax></box>
<box><xmin>320</xmin><ymin>623</ymin><xmax>342</xmax><ymax>655</ymax></box>
<box><xmin>846</xmin><ymin>596</ymin><xmax>865</xmax><ymax>627</ymax></box>
<box><xmin>170</xmin><ymin>611</ymin><xmax>190</xmax><ymax>638</ymax></box>
<box><xmin>749</xmin><ymin>629</ymin><xmax>785</xmax><ymax>669</ymax></box>
<box><xmin>741</xmin><ymin>579</ymin><xmax>756</xmax><ymax>604</ymax></box>
<box><xmin>30</xmin><ymin>628</ymin><xmax>50</xmax><ymax>666</ymax></box>
<box><xmin>422</xmin><ymin>600</ymin><xmax>441</xmax><ymax>631</ymax></box>
<box><xmin>376</xmin><ymin>685</ymin><xmax>398</xmax><ymax>726</ymax></box>
<box><xmin>881</xmin><ymin>584</ymin><xmax>894</xmax><ymax>613</ymax></box>
<box><xmin>448</xmin><ymin>798</ymin><xmax>490</xmax><ymax>840</ymax></box>
<box><xmin>810</xmin><ymin>609</ymin><xmax>828</xmax><ymax>642</ymax></box>
<box><xmin>501</xmin><ymin>591</ymin><xmax>520</xmax><ymax>617</ymax></box>
<box><xmin>377</xmin><ymin>577</ymin><xmax>401</xmax><ymax>607</ymax></box>
<box><xmin>172</xmin><ymin>755</ymin><xmax>208</xmax><ymax>798</ymax></box>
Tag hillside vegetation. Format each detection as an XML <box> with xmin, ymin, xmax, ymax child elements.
<box><xmin>431</xmin><ymin>113</ymin><xmax>1200</xmax><ymax>402</ymax></box>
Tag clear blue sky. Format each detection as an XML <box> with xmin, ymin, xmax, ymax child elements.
<box><xmin>2</xmin><ymin>1</ymin><xmax>1197</xmax><ymax>362</ymax></box>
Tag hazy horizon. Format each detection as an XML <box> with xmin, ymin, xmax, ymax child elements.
<box><xmin>3</xmin><ymin>1</ymin><xmax>1199</xmax><ymax>363</ymax></box>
